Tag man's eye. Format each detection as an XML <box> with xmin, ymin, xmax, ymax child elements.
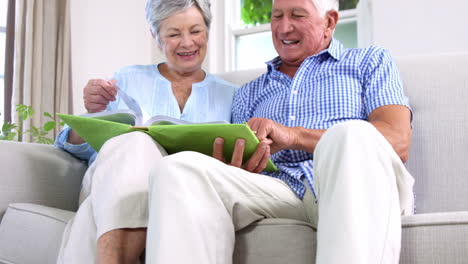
<box><xmin>191</xmin><ymin>30</ymin><xmax>201</xmax><ymax>34</ymax></box>
<box><xmin>272</xmin><ymin>14</ymin><xmax>283</xmax><ymax>19</ymax></box>
<box><xmin>292</xmin><ymin>14</ymin><xmax>305</xmax><ymax>18</ymax></box>
<box><xmin>169</xmin><ymin>34</ymin><xmax>179</xmax><ymax>37</ymax></box>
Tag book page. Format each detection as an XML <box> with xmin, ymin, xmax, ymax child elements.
<box><xmin>144</xmin><ymin>116</ymin><xmax>230</xmax><ymax>126</ymax></box>
<box><xmin>82</xmin><ymin>109</ymin><xmax>137</xmax><ymax>125</ymax></box>
<box><xmin>117</xmin><ymin>87</ymin><xmax>144</xmax><ymax>125</ymax></box>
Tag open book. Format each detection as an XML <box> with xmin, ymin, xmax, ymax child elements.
<box><xmin>58</xmin><ymin>113</ymin><xmax>278</xmax><ymax>172</ymax></box>
<box><xmin>82</xmin><ymin>109</ymin><xmax>227</xmax><ymax>126</ymax></box>
<box><xmin>83</xmin><ymin>87</ymin><xmax>227</xmax><ymax>126</ymax></box>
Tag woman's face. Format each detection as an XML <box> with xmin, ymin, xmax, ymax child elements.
<box><xmin>158</xmin><ymin>6</ymin><xmax>208</xmax><ymax>75</ymax></box>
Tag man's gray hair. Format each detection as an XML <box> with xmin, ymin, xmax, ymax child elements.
<box><xmin>313</xmin><ymin>0</ymin><xmax>339</xmax><ymax>17</ymax></box>
<box><xmin>145</xmin><ymin>0</ymin><xmax>212</xmax><ymax>43</ymax></box>
<box><xmin>273</xmin><ymin>0</ymin><xmax>339</xmax><ymax>17</ymax></box>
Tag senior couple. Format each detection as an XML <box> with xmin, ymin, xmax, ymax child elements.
<box><xmin>55</xmin><ymin>0</ymin><xmax>415</xmax><ymax>263</ymax></box>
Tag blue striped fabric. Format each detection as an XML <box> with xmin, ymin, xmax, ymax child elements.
<box><xmin>232</xmin><ymin>38</ymin><xmax>410</xmax><ymax>199</ymax></box>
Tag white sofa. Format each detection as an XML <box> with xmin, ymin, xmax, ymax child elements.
<box><xmin>1</xmin><ymin>53</ymin><xmax>468</xmax><ymax>264</ymax></box>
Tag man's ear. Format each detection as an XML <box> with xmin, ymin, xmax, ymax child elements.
<box><xmin>324</xmin><ymin>10</ymin><xmax>339</xmax><ymax>38</ymax></box>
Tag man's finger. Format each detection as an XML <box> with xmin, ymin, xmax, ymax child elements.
<box><xmin>253</xmin><ymin>145</ymin><xmax>270</xmax><ymax>173</ymax></box>
<box><xmin>230</xmin><ymin>138</ymin><xmax>245</xmax><ymax>167</ymax></box>
<box><xmin>212</xmin><ymin>137</ymin><xmax>225</xmax><ymax>163</ymax></box>
<box><xmin>243</xmin><ymin>142</ymin><xmax>268</xmax><ymax>172</ymax></box>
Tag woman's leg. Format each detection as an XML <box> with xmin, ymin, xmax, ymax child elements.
<box><xmin>58</xmin><ymin>132</ymin><xmax>167</xmax><ymax>264</ymax></box>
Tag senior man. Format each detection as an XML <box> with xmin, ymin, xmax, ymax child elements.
<box><xmin>146</xmin><ymin>0</ymin><xmax>415</xmax><ymax>263</ymax></box>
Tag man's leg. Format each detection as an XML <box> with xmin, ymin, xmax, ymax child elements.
<box><xmin>146</xmin><ymin>152</ymin><xmax>309</xmax><ymax>264</ymax></box>
<box><xmin>313</xmin><ymin>120</ymin><xmax>414</xmax><ymax>264</ymax></box>
<box><xmin>58</xmin><ymin>132</ymin><xmax>167</xmax><ymax>264</ymax></box>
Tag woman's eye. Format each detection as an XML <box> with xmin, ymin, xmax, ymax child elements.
<box><xmin>191</xmin><ymin>30</ymin><xmax>201</xmax><ymax>34</ymax></box>
<box><xmin>169</xmin><ymin>34</ymin><xmax>179</xmax><ymax>38</ymax></box>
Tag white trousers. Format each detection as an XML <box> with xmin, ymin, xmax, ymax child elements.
<box><xmin>146</xmin><ymin>120</ymin><xmax>415</xmax><ymax>264</ymax></box>
<box><xmin>57</xmin><ymin>132</ymin><xmax>167</xmax><ymax>264</ymax></box>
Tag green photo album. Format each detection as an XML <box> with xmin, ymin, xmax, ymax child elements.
<box><xmin>57</xmin><ymin>113</ymin><xmax>278</xmax><ymax>172</ymax></box>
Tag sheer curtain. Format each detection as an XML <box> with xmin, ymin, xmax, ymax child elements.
<box><xmin>13</xmin><ymin>0</ymin><xmax>72</xmax><ymax>140</ymax></box>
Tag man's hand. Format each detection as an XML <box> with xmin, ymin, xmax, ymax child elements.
<box><xmin>83</xmin><ymin>79</ymin><xmax>117</xmax><ymax>113</ymax></box>
<box><xmin>212</xmin><ymin>137</ymin><xmax>271</xmax><ymax>173</ymax></box>
<box><xmin>247</xmin><ymin>118</ymin><xmax>297</xmax><ymax>154</ymax></box>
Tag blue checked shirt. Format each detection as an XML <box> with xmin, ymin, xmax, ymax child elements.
<box><xmin>232</xmin><ymin>38</ymin><xmax>410</xmax><ymax>199</ymax></box>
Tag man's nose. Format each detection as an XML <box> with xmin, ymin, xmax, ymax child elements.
<box><xmin>277</xmin><ymin>18</ymin><xmax>294</xmax><ymax>34</ymax></box>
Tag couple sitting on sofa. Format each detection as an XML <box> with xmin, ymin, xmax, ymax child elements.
<box><xmin>56</xmin><ymin>0</ymin><xmax>415</xmax><ymax>263</ymax></box>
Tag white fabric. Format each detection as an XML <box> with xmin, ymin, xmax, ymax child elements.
<box><xmin>57</xmin><ymin>132</ymin><xmax>167</xmax><ymax>263</ymax></box>
<box><xmin>313</xmin><ymin>120</ymin><xmax>414</xmax><ymax>264</ymax></box>
<box><xmin>146</xmin><ymin>120</ymin><xmax>415</xmax><ymax>264</ymax></box>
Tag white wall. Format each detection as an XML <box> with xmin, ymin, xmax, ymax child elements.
<box><xmin>70</xmin><ymin>0</ymin><xmax>155</xmax><ymax>114</ymax></box>
<box><xmin>368</xmin><ymin>0</ymin><xmax>468</xmax><ymax>56</ymax></box>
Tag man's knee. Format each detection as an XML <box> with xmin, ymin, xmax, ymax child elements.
<box><xmin>317</xmin><ymin>120</ymin><xmax>380</xmax><ymax>149</ymax></box>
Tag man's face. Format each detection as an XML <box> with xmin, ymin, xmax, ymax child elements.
<box><xmin>271</xmin><ymin>0</ymin><xmax>332</xmax><ymax>67</ymax></box>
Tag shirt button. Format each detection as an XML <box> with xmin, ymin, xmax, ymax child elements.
<box><xmin>292</xmin><ymin>90</ymin><xmax>298</xmax><ymax>95</ymax></box>
<box><xmin>289</xmin><ymin>115</ymin><xmax>296</xmax><ymax>121</ymax></box>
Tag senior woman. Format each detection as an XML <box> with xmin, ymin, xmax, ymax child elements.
<box><xmin>54</xmin><ymin>0</ymin><xmax>236</xmax><ymax>263</ymax></box>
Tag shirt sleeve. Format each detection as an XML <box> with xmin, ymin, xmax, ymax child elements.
<box><xmin>54</xmin><ymin>125</ymin><xmax>96</xmax><ymax>164</ymax></box>
<box><xmin>362</xmin><ymin>48</ymin><xmax>411</xmax><ymax>116</ymax></box>
<box><xmin>54</xmin><ymin>70</ymin><xmax>123</xmax><ymax>164</ymax></box>
<box><xmin>231</xmin><ymin>84</ymin><xmax>251</xmax><ymax>124</ymax></box>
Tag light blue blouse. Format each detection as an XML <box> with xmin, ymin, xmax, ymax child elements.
<box><xmin>55</xmin><ymin>64</ymin><xmax>237</xmax><ymax>165</ymax></box>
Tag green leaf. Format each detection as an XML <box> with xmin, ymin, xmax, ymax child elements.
<box><xmin>6</xmin><ymin>132</ymin><xmax>17</xmax><ymax>141</ymax></box>
<box><xmin>16</xmin><ymin>104</ymin><xmax>35</xmax><ymax>121</ymax></box>
<box><xmin>29</xmin><ymin>126</ymin><xmax>40</xmax><ymax>136</ymax></box>
<box><xmin>35</xmin><ymin>137</ymin><xmax>54</xmax><ymax>145</ymax></box>
<box><xmin>43</xmin><ymin>121</ymin><xmax>57</xmax><ymax>132</ymax></box>
<box><xmin>2</xmin><ymin>123</ymin><xmax>17</xmax><ymax>134</ymax></box>
<box><xmin>43</xmin><ymin>112</ymin><xmax>54</xmax><ymax>119</ymax></box>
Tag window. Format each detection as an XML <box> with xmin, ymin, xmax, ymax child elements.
<box><xmin>0</xmin><ymin>0</ymin><xmax>7</xmax><ymax>124</ymax></box>
<box><xmin>222</xmin><ymin>0</ymin><xmax>359</xmax><ymax>72</ymax></box>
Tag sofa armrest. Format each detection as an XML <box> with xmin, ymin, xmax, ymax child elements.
<box><xmin>0</xmin><ymin>141</ymin><xmax>87</xmax><ymax>221</ymax></box>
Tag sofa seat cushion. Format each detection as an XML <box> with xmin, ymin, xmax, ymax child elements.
<box><xmin>234</xmin><ymin>218</ymin><xmax>317</xmax><ymax>264</ymax></box>
<box><xmin>0</xmin><ymin>203</ymin><xmax>75</xmax><ymax>264</ymax></box>
<box><xmin>400</xmin><ymin>211</ymin><xmax>468</xmax><ymax>264</ymax></box>
<box><xmin>1</xmin><ymin>204</ymin><xmax>467</xmax><ymax>264</ymax></box>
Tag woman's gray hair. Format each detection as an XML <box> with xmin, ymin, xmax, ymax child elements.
<box><xmin>145</xmin><ymin>0</ymin><xmax>212</xmax><ymax>43</ymax></box>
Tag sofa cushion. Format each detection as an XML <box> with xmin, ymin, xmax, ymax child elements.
<box><xmin>0</xmin><ymin>203</ymin><xmax>74</xmax><ymax>264</ymax></box>
<box><xmin>234</xmin><ymin>218</ymin><xmax>316</xmax><ymax>264</ymax></box>
<box><xmin>400</xmin><ymin>211</ymin><xmax>468</xmax><ymax>264</ymax></box>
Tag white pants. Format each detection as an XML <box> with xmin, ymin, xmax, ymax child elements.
<box><xmin>57</xmin><ymin>132</ymin><xmax>167</xmax><ymax>264</ymax></box>
<box><xmin>146</xmin><ymin>120</ymin><xmax>415</xmax><ymax>264</ymax></box>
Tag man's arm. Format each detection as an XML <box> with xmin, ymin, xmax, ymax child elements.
<box><xmin>368</xmin><ymin>104</ymin><xmax>412</xmax><ymax>162</ymax></box>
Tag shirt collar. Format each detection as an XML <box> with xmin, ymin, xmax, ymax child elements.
<box><xmin>266</xmin><ymin>38</ymin><xmax>344</xmax><ymax>73</ymax></box>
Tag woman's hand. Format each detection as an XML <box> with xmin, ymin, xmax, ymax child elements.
<box><xmin>83</xmin><ymin>79</ymin><xmax>117</xmax><ymax>113</ymax></box>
